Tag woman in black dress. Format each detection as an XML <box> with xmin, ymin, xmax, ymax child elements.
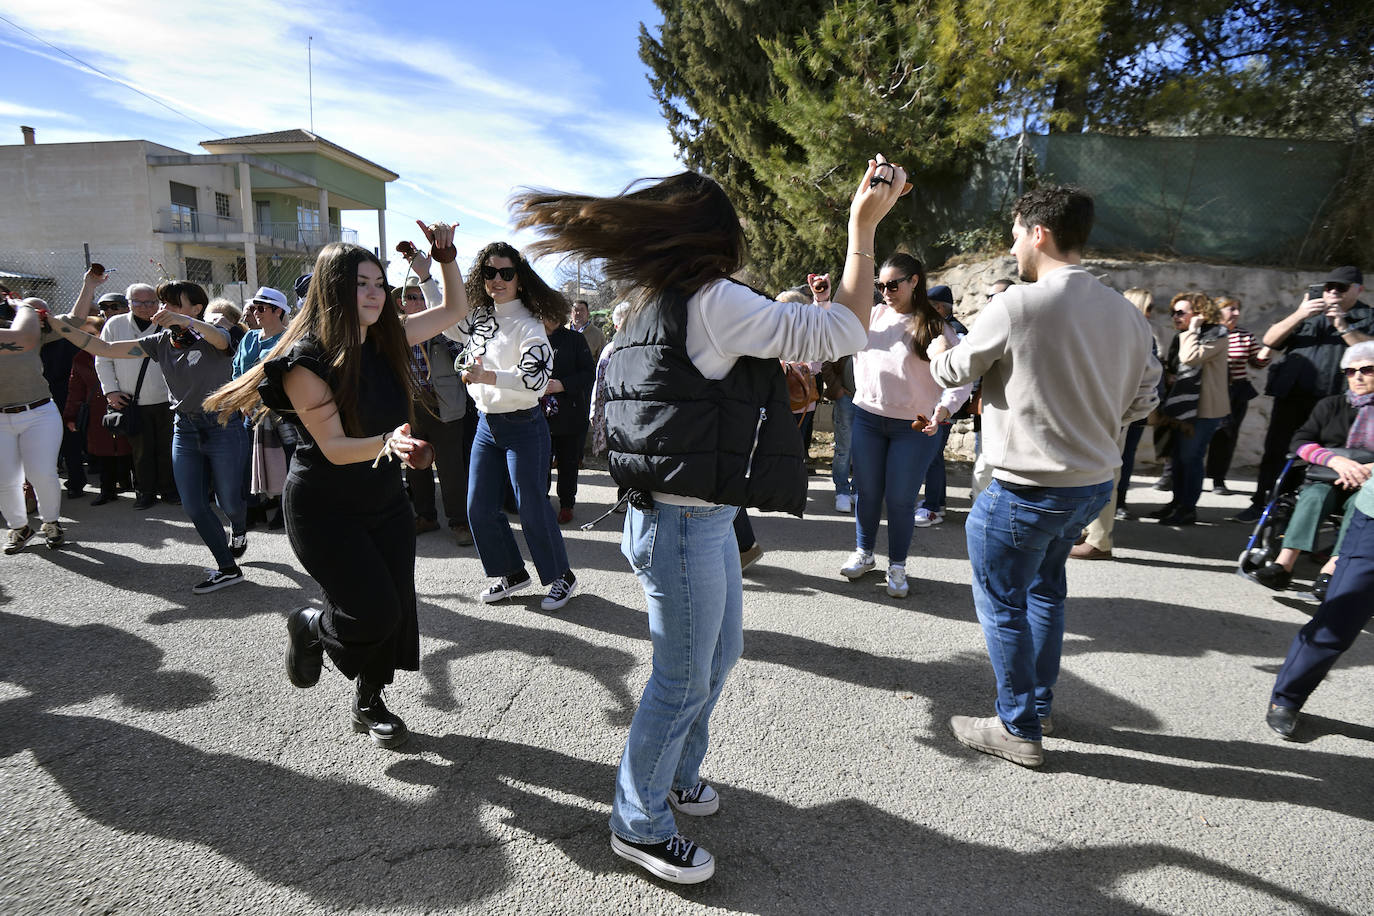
<box><xmin>205</xmin><ymin>224</ymin><xmax>467</xmax><ymax>749</ymax></box>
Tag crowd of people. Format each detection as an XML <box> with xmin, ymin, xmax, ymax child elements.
<box><xmin>3</xmin><ymin>160</ymin><xmax>1371</xmax><ymax>886</ymax></box>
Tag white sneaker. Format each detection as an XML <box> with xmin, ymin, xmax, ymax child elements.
<box><xmin>841</xmin><ymin>550</ymin><xmax>876</xmax><ymax>579</ymax></box>
<box><xmin>913</xmin><ymin>508</ymin><xmax>945</xmax><ymax>528</ymax></box>
<box><xmin>886</xmin><ymin>563</ymin><xmax>909</xmax><ymax>598</ymax></box>
<box><xmin>834</xmin><ymin>492</ymin><xmax>853</xmax><ymax>513</ymax></box>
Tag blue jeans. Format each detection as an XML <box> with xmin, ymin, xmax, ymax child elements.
<box><xmin>611</xmin><ymin>502</ymin><xmax>743</xmax><ymax>844</ymax></box>
<box><xmin>1170</xmin><ymin>416</ymin><xmax>1222</xmax><ymax>511</ymax></box>
<box><xmin>966</xmin><ymin>478</ymin><xmax>1113</xmax><ymax>740</ymax></box>
<box><xmin>467</xmin><ymin>408</ymin><xmax>570</xmax><ymax>585</ymax></box>
<box><xmin>830</xmin><ymin>395</ymin><xmax>855</xmax><ymax>496</ymax></box>
<box><xmin>850</xmin><ymin>406</ymin><xmax>943</xmax><ymax>564</ymax></box>
<box><xmin>917</xmin><ymin>422</ymin><xmax>954</xmax><ymax>511</ymax></box>
<box><xmin>171</xmin><ymin>412</ymin><xmax>249</xmax><ymax>570</ymax></box>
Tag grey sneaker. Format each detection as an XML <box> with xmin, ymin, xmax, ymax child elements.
<box><xmin>668</xmin><ymin>781</ymin><xmax>719</xmax><ymax>816</ymax></box>
<box><xmin>4</xmin><ymin>525</ymin><xmax>35</xmax><ymax>555</ymax></box>
<box><xmin>950</xmin><ymin>714</ymin><xmax>1044</xmax><ymax>767</ymax></box>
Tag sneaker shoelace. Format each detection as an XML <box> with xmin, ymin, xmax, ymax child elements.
<box><xmin>664</xmin><ymin>834</ymin><xmax>696</xmax><ymax>862</ymax></box>
<box><xmin>679</xmin><ymin>782</ymin><xmax>706</xmax><ymax>803</ymax></box>
<box><xmin>549</xmin><ymin>578</ymin><xmax>571</xmax><ymax>599</ymax></box>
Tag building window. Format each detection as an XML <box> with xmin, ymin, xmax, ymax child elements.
<box><xmin>185</xmin><ymin>258</ymin><xmax>212</xmax><ymax>284</ymax></box>
<box><xmin>296</xmin><ymin>203</ymin><xmax>320</xmax><ymax>243</ymax></box>
<box><xmin>215</xmin><ymin>192</ymin><xmax>231</xmax><ymax>220</ymax></box>
<box><xmin>170</xmin><ymin>181</ymin><xmax>198</xmax><ymax>233</ymax></box>
<box><xmin>232</xmin><ymin>257</ymin><xmax>247</xmax><ymax>282</ymax></box>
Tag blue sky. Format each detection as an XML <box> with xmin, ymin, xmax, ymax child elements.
<box><xmin>0</xmin><ymin>0</ymin><xmax>681</xmax><ymax>282</ymax></box>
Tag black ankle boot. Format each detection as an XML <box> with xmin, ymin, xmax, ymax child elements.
<box><xmin>284</xmin><ymin>606</ymin><xmax>324</xmax><ymax>688</ymax></box>
<box><xmin>352</xmin><ymin>679</ymin><xmax>409</xmax><ymax>749</ymax></box>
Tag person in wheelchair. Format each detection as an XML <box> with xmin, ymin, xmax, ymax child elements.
<box><xmin>1246</xmin><ymin>341</ymin><xmax>1374</xmax><ymax>596</ymax></box>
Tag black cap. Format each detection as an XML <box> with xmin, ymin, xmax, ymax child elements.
<box><xmin>1325</xmin><ymin>266</ymin><xmax>1363</xmax><ymax>286</ymax></box>
<box><xmin>97</xmin><ymin>292</ymin><xmax>128</xmax><ymax>308</ymax></box>
<box><xmin>927</xmin><ymin>284</ymin><xmax>954</xmax><ymax>305</ymax></box>
<box><xmin>294</xmin><ymin>273</ymin><xmax>312</xmax><ymax>300</ymax></box>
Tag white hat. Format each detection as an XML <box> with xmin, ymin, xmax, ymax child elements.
<box><xmin>248</xmin><ymin>286</ymin><xmax>290</xmax><ymax>314</ymax></box>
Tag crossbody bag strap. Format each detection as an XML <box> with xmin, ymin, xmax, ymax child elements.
<box><xmin>130</xmin><ymin>357</ymin><xmax>151</xmax><ymax>405</ymax></box>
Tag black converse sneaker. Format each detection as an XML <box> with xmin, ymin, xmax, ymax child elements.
<box><xmin>610</xmin><ymin>832</ymin><xmax>714</xmax><ymax>884</ymax></box>
<box><xmin>192</xmin><ymin>566</ymin><xmax>244</xmax><ymax>595</ymax></box>
<box><xmin>668</xmin><ymin>781</ymin><xmax>720</xmax><ymax>816</ymax></box>
<box><xmin>230</xmin><ymin>532</ymin><xmax>248</xmax><ymax>558</ymax></box>
<box><xmin>481</xmin><ymin>568</ymin><xmax>531</xmax><ymax>603</ymax></box>
<box><xmin>540</xmin><ymin>571</ymin><xmax>577</xmax><ymax>611</ymax></box>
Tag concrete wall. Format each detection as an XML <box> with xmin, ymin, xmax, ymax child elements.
<box><xmin>927</xmin><ymin>255</ymin><xmax>1337</xmax><ymax>470</ymax></box>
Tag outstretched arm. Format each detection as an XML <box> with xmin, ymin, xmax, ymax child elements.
<box><xmin>47</xmin><ymin>315</ymin><xmax>152</xmax><ymax>358</ymax></box>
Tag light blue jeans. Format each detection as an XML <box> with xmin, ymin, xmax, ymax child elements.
<box><xmin>966</xmin><ymin>478</ymin><xmax>1112</xmax><ymax>740</ymax></box>
<box><xmin>610</xmin><ymin>502</ymin><xmax>743</xmax><ymax>844</ymax></box>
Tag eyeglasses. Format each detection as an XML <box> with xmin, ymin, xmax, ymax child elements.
<box><xmin>1325</xmin><ymin>282</ymin><xmax>1351</xmax><ymax>294</ymax></box>
<box><xmin>1344</xmin><ymin>365</ymin><xmax>1374</xmax><ymax>378</ymax></box>
<box><xmin>130</xmin><ymin>298</ymin><xmax>158</xmax><ymax>307</ymax></box>
<box><xmin>482</xmin><ymin>265</ymin><xmax>517</xmax><ymax>282</ymax></box>
<box><xmin>875</xmin><ymin>276</ymin><xmax>912</xmax><ymax>294</ymax></box>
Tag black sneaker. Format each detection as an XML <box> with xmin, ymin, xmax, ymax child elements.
<box><xmin>610</xmin><ymin>832</ymin><xmax>714</xmax><ymax>884</ymax></box>
<box><xmin>668</xmin><ymin>781</ymin><xmax>720</xmax><ymax>816</ymax></box>
<box><xmin>541</xmin><ymin>571</ymin><xmax>577</xmax><ymax>611</ymax></box>
<box><xmin>1231</xmin><ymin>505</ymin><xmax>1262</xmax><ymax>524</ymax></box>
<box><xmin>192</xmin><ymin>566</ymin><xmax>244</xmax><ymax>594</ymax></box>
<box><xmin>481</xmin><ymin>568</ymin><xmax>531</xmax><ymax>603</ymax></box>
<box><xmin>230</xmin><ymin>532</ymin><xmax>248</xmax><ymax>558</ymax></box>
<box><xmin>133</xmin><ymin>495</ymin><xmax>157</xmax><ymax>510</ymax></box>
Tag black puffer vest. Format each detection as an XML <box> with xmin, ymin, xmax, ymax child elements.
<box><xmin>604</xmin><ymin>284</ymin><xmax>807</xmax><ymax>516</ymax></box>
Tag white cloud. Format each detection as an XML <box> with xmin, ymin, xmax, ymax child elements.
<box><xmin>2</xmin><ymin>0</ymin><xmax>682</xmax><ymax>280</ymax></box>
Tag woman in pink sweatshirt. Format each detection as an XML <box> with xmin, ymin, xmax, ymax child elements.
<box><xmin>840</xmin><ymin>253</ymin><xmax>971</xmax><ymax>597</ymax></box>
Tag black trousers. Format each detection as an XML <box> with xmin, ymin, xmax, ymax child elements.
<box><xmin>407</xmin><ymin>410</ymin><xmax>469</xmax><ymax>527</ymax></box>
<box><xmin>1205</xmin><ymin>383</ymin><xmax>1253</xmax><ymax>485</ymax></box>
<box><xmin>285</xmin><ymin>473</ymin><xmax>418</xmax><ymax>684</ymax></box>
<box><xmin>547</xmin><ymin>426</ymin><xmax>585</xmax><ymax>508</ymax></box>
<box><xmin>130</xmin><ymin>402</ymin><xmax>177</xmax><ymax>500</ymax></box>
<box><xmin>1252</xmin><ymin>394</ymin><xmax>1318</xmax><ymax>508</ymax></box>
<box><xmin>97</xmin><ymin>455</ymin><xmax>133</xmax><ymax>496</ymax></box>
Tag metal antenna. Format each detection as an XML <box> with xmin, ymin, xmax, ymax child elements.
<box><xmin>308</xmin><ymin>36</ymin><xmax>314</xmax><ymax>133</ymax></box>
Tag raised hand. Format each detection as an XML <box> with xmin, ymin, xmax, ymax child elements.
<box><xmin>416</xmin><ymin>220</ymin><xmax>457</xmax><ymax>264</ymax></box>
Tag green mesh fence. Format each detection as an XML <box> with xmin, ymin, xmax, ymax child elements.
<box><xmin>956</xmin><ymin>134</ymin><xmax>1352</xmax><ymax>264</ymax></box>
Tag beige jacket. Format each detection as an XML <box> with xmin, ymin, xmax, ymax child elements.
<box><xmin>1178</xmin><ymin>326</ymin><xmax>1230</xmax><ymax>420</ymax></box>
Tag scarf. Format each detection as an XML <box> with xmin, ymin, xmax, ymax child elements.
<box><xmin>1162</xmin><ymin>324</ymin><xmax>1227</xmax><ymax>421</ymax></box>
<box><xmin>1347</xmin><ymin>389</ymin><xmax>1374</xmax><ymax>451</ymax></box>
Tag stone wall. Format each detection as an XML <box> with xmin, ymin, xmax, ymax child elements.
<box><xmin>926</xmin><ymin>255</ymin><xmax>1338</xmax><ymax>470</ymax></box>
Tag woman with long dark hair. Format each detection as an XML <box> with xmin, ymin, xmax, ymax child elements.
<box><xmin>444</xmin><ymin>241</ymin><xmax>578</xmax><ymax>611</ymax></box>
<box><xmin>841</xmin><ymin>252</ymin><xmax>972</xmax><ymax>598</ymax></box>
<box><xmin>204</xmin><ymin>228</ymin><xmax>467</xmax><ymax>749</ymax></box>
<box><xmin>510</xmin><ymin>159</ymin><xmax>907</xmax><ymax>884</ymax></box>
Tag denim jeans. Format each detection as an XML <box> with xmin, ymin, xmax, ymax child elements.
<box><xmin>917</xmin><ymin>422</ymin><xmax>954</xmax><ymax>512</ymax></box>
<box><xmin>850</xmin><ymin>406</ymin><xmax>943</xmax><ymax>564</ymax></box>
<box><xmin>831</xmin><ymin>395</ymin><xmax>854</xmax><ymax>496</ymax></box>
<box><xmin>1170</xmin><ymin>416</ymin><xmax>1222</xmax><ymax>511</ymax></box>
<box><xmin>467</xmin><ymin>408</ymin><xmax>570</xmax><ymax>584</ymax></box>
<box><xmin>966</xmin><ymin>478</ymin><xmax>1113</xmax><ymax>740</ymax></box>
<box><xmin>171</xmin><ymin>412</ymin><xmax>249</xmax><ymax>570</ymax></box>
<box><xmin>611</xmin><ymin>502</ymin><xmax>743</xmax><ymax>844</ymax></box>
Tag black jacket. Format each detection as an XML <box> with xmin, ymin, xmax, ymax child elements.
<box><xmin>544</xmin><ymin>326</ymin><xmax>594</xmax><ymax>436</ymax></box>
<box><xmin>604</xmin><ymin>285</ymin><xmax>807</xmax><ymax>515</ymax></box>
<box><xmin>1290</xmin><ymin>393</ymin><xmax>1357</xmax><ymax>453</ymax></box>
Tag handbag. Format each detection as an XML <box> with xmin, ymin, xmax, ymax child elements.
<box><xmin>101</xmin><ymin>357</ymin><xmax>150</xmax><ymax>438</ymax></box>
<box><xmin>784</xmin><ymin>362</ymin><xmax>818</xmax><ymax>412</ymax></box>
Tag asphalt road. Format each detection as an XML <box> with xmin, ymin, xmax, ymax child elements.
<box><xmin>2</xmin><ymin>466</ymin><xmax>1371</xmax><ymax>915</ymax></box>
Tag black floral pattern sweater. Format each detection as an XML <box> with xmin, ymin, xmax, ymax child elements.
<box><xmin>442</xmin><ymin>297</ymin><xmax>553</xmax><ymax>414</ymax></box>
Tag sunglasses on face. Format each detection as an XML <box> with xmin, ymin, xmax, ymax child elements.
<box><xmin>1326</xmin><ymin>282</ymin><xmax>1351</xmax><ymax>294</ymax></box>
<box><xmin>481</xmin><ymin>265</ymin><xmax>517</xmax><ymax>282</ymax></box>
<box><xmin>1345</xmin><ymin>365</ymin><xmax>1374</xmax><ymax>378</ymax></box>
<box><xmin>403</xmin><ymin>292</ymin><xmax>425</xmax><ymax>301</ymax></box>
<box><xmin>875</xmin><ymin>276</ymin><xmax>912</xmax><ymax>294</ymax></box>
<box><xmin>248</xmin><ymin>304</ymin><xmax>278</xmax><ymax>313</ymax></box>
<box><xmin>100</xmin><ymin>304</ymin><xmax>128</xmax><ymax>312</ymax></box>
<box><xmin>1172</xmin><ymin>309</ymin><xmax>1189</xmax><ymax>317</ymax></box>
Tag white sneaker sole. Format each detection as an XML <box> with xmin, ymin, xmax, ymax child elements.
<box><xmin>540</xmin><ymin>580</ymin><xmax>577</xmax><ymax>611</ymax></box>
<box><xmin>886</xmin><ymin>582</ymin><xmax>909</xmax><ymax>598</ymax></box>
<box><xmin>610</xmin><ymin>835</ymin><xmax>714</xmax><ymax>884</ymax></box>
<box><xmin>481</xmin><ymin>579</ymin><xmax>531</xmax><ymax>604</ymax></box>
<box><xmin>192</xmin><ymin>575</ymin><xmax>244</xmax><ymax>595</ymax></box>
<box><xmin>668</xmin><ymin>791</ymin><xmax>720</xmax><ymax>816</ymax></box>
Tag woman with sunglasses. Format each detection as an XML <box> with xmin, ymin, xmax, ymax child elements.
<box><xmin>446</xmin><ymin>242</ymin><xmax>578</xmax><ymax>611</ymax></box>
<box><xmin>841</xmin><ymin>253</ymin><xmax>972</xmax><ymax>598</ymax></box>
<box><xmin>510</xmin><ymin>158</ymin><xmax>906</xmax><ymax>884</ymax></box>
<box><xmin>205</xmin><ymin>230</ymin><xmax>465</xmax><ymax>750</ymax></box>
<box><xmin>48</xmin><ymin>281</ymin><xmax>251</xmax><ymax>588</ymax></box>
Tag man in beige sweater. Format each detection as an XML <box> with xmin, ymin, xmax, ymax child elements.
<box><xmin>930</xmin><ymin>186</ymin><xmax>1161</xmax><ymax>768</ymax></box>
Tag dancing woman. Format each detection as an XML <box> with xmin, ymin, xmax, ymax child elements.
<box><xmin>510</xmin><ymin>158</ymin><xmax>907</xmax><ymax>883</ymax></box>
<box><xmin>204</xmin><ymin>226</ymin><xmax>466</xmax><ymax>749</ymax></box>
<box><xmin>445</xmin><ymin>242</ymin><xmax>578</xmax><ymax>611</ymax></box>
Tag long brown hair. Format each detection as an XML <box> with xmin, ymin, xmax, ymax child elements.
<box><xmin>465</xmin><ymin>241</ymin><xmax>569</xmax><ymax>326</ymax></box>
<box><xmin>510</xmin><ymin>171</ymin><xmax>746</xmax><ymax>303</ymax></box>
<box><xmin>204</xmin><ymin>243</ymin><xmax>420</xmax><ymax>435</ymax></box>
<box><xmin>881</xmin><ymin>253</ymin><xmax>945</xmax><ymax>360</ymax></box>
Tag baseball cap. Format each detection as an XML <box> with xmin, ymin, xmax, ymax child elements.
<box><xmin>248</xmin><ymin>286</ymin><xmax>290</xmax><ymax>314</ymax></box>
<box><xmin>97</xmin><ymin>292</ymin><xmax>129</xmax><ymax>310</ymax></box>
<box><xmin>1324</xmin><ymin>266</ymin><xmax>1363</xmax><ymax>286</ymax></box>
<box><xmin>927</xmin><ymin>284</ymin><xmax>954</xmax><ymax>305</ymax></box>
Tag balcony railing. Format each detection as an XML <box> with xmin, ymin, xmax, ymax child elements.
<box><xmin>156</xmin><ymin>211</ymin><xmax>359</xmax><ymax>247</ymax></box>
